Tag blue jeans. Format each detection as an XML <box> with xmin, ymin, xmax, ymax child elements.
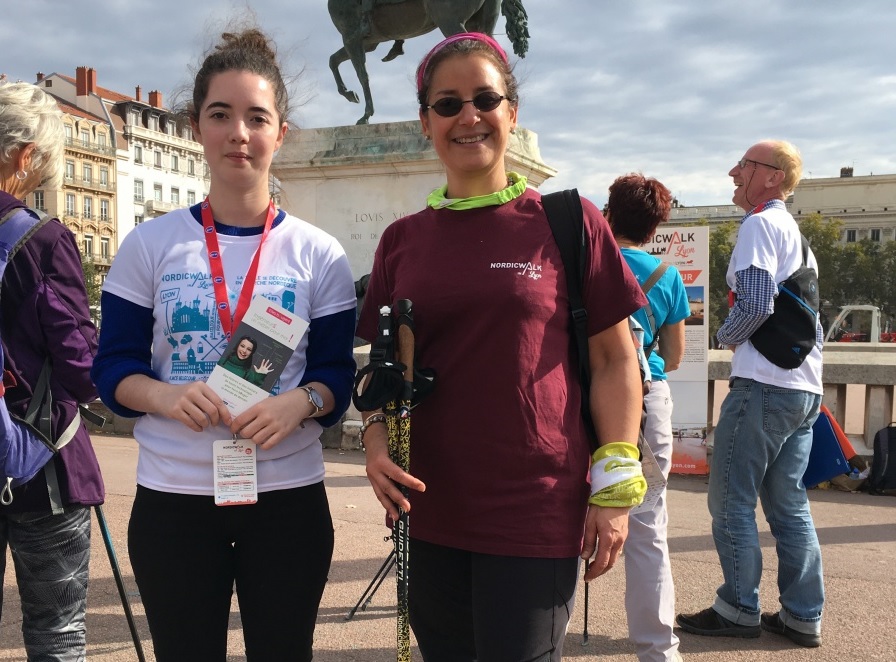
<box><xmin>708</xmin><ymin>378</ymin><xmax>824</xmax><ymax>635</ymax></box>
<box><xmin>0</xmin><ymin>506</ymin><xmax>92</xmax><ymax>661</ymax></box>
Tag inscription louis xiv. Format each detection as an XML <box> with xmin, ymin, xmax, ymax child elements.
<box><xmin>349</xmin><ymin>210</ymin><xmax>408</xmax><ymax>242</ymax></box>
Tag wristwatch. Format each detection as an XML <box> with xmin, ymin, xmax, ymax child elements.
<box><xmin>301</xmin><ymin>386</ymin><xmax>324</xmax><ymax>416</ymax></box>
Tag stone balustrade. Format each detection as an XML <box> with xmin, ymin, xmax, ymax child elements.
<box><xmin>709</xmin><ymin>347</ymin><xmax>896</xmax><ymax>455</ymax></box>
<box><xmin>88</xmin><ymin>345</ymin><xmax>896</xmax><ymax>458</ymax></box>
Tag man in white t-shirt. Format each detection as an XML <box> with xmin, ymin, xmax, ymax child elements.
<box><xmin>677</xmin><ymin>140</ymin><xmax>824</xmax><ymax>649</ymax></box>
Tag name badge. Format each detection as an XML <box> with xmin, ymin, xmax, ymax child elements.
<box><xmin>213</xmin><ymin>438</ymin><xmax>258</xmax><ymax>506</ymax></box>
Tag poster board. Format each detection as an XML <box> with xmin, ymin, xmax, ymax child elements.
<box><xmin>641</xmin><ymin>226</ymin><xmax>710</xmax><ymax>474</ymax></box>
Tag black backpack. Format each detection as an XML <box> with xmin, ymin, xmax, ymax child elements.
<box><xmin>868</xmin><ymin>424</ymin><xmax>896</xmax><ymax>496</ymax></box>
<box><xmin>542</xmin><ymin>189</ymin><xmax>656</xmax><ymax>453</ymax></box>
<box><xmin>748</xmin><ymin>235</ymin><xmax>820</xmax><ymax>369</ymax></box>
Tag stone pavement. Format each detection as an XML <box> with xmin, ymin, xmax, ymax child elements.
<box><xmin>2</xmin><ymin>434</ymin><xmax>895</xmax><ymax>661</ymax></box>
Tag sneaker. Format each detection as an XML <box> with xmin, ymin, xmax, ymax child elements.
<box><xmin>760</xmin><ymin>611</ymin><xmax>821</xmax><ymax>648</ymax></box>
<box><xmin>676</xmin><ymin>607</ymin><xmax>760</xmax><ymax>638</ymax></box>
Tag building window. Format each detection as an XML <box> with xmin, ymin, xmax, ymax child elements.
<box><xmin>100</xmin><ymin>167</ymin><xmax>109</xmax><ymax>186</ymax></box>
<box><xmin>101</xmin><ymin>237</ymin><xmax>110</xmax><ymax>258</ymax></box>
<box><xmin>83</xmin><ymin>196</ymin><xmax>93</xmax><ymax>219</ymax></box>
<box><xmin>80</xmin><ymin>129</ymin><xmax>90</xmax><ymax>145</ymax></box>
<box><xmin>65</xmin><ymin>193</ymin><xmax>76</xmax><ymax>216</ymax></box>
<box><xmin>97</xmin><ymin>133</ymin><xmax>107</xmax><ymax>148</ymax></box>
<box><xmin>187</xmin><ymin>190</ymin><xmax>196</xmax><ymax>206</ymax></box>
<box><xmin>171</xmin><ymin>154</ymin><xmax>179</xmax><ymax>172</ymax></box>
<box><xmin>82</xmin><ymin>163</ymin><xmax>92</xmax><ymax>184</ymax></box>
<box><xmin>154</xmin><ymin>151</ymin><xmax>162</xmax><ymax>168</ymax></box>
<box><xmin>154</xmin><ymin>183</ymin><xmax>163</xmax><ymax>202</ymax></box>
<box><xmin>83</xmin><ymin>234</ymin><xmax>94</xmax><ymax>256</ymax></box>
<box><xmin>134</xmin><ymin>145</ymin><xmax>143</xmax><ymax>164</ymax></box>
<box><xmin>134</xmin><ymin>179</ymin><xmax>144</xmax><ymax>202</ymax></box>
<box><xmin>64</xmin><ymin>125</ymin><xmax>73</xmax><ymax>141</ymax></box>
<box><xmin>188</xmin><ymin>159</ymin><xmax>195</xmax><ymax>175</ymax></box>
<box><xmin>135</xmin><ymin>214</ymin><xmax>144</xmax><ymax>225</ymax></box>
<box><xmin>100</xmin><ymin>199</ymin><xmax>110</xmax><ymax>221</ymax></box>
<box><xmin>33</xmin><ymin>190</ymin><xmax>45</xmax><ymax>211</ymax></box>
<box><xmin>171</xmin><ymin>187</ymin><xmax>180</xmax><ymax>205</ymax></box>
<box><xmin>871</xmin><ymin>228</ymin><xmax>881</xmax><ymax>242</ymax></box>
<box><xmin>846</xmin><ymin>229</ymin><xmax>856</xmax><ymax>243</ymax></box>
<box><xmin>65</xmin><ymin>160</ymin><xmax>75</xmax><ymax>180</ymax></box>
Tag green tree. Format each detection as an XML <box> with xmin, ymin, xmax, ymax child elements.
<box><xmin>798</xmin><ymin>212</ymin><xmax>844</xmax><ymax>313</ymax></box>
<box><xmin>80</xmin><ymin>254</ymin><xmax>101</xmax><ymax>327</ymax></box>
<box><xmin>707</xmin><ymin>221</ymin><xmax>737</xmax><ymax>347</ymax></box>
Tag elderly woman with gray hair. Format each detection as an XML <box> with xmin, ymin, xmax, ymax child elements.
<box><xmin>0</xmin><ymin>80</ymin><xmax>103</xmax><ymax>659</ymax></box>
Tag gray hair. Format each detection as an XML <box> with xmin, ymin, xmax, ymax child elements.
<box><xmin>0</xmin><ymin>81</ymin><xmax>64</xmax><ymax>190</ymax></box>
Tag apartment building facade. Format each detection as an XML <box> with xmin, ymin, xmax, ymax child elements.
<box><xmin>34</xmin><ymin>66</ymin><xmax>208</xmax><ymax>249</ymax></box>
<box><xmin>22</xmin><ymin>86</ymin><xmax>117</xmax><ymax>277</ymax></box>
<box><xmin>669</xmin><ymin>167</ymin><xmax>896</xmax><ymax>244</ymax></box>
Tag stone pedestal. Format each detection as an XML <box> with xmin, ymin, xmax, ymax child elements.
<box><xmin>272</xmin><ymin>120</ymin><xmax>557</xmax><ymax>280</ymax></box>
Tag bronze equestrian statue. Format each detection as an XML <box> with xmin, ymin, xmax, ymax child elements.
<box><xmin>328</xmin><ymin>0</ymin><xmax>529</xmax><ymax>124</ymax></box>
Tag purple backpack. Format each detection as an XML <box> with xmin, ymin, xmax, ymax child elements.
<box><xmin>0</xmin><ymin>207</ymin><xmax>56</xmax><ymax>504</ymax></box>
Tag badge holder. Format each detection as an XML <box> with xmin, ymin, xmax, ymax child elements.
<box><xmin>213</xmin><ymin>435</ymin><xmax>258</xmax><ymax>506</ymax></box>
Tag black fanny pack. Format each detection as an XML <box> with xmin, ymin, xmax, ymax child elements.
<box><xmin>749</xmin><ymin>235</ymin><xmax>819</xmax><ymax>369</ymax></box>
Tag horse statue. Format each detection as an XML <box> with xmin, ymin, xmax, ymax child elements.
<box><xmin>328</xmin><ymin>0</ymin><xmax>529</xmax><ymax>124</ymax></box>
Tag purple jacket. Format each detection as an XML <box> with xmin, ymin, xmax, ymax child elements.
<box><xmin>0</xmin><ymin>191</ymin><xmax>104</xmax><ymax>512</ymax></box>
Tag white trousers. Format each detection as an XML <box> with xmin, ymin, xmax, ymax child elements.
<box><xmin>625</xmin><ymin>380</ymin><xmax>681</xmax><ymax>661</ymax></box>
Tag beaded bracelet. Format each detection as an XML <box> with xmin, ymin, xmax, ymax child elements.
<box><xmin>358</xmin><ymin>413</ymin><xmax>388</xmax><ymax>446</ymax></box>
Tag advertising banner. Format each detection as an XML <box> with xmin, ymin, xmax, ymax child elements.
<box><xmin>641</xmin><ymin>226</ymin><xmax>710</xmax><ymax>474</ymax></box>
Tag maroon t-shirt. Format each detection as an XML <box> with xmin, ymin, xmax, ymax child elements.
<box><xmin>357</xmin><ymin>188</ymin><xmax>644</xmax><ymax>557</ymax></box>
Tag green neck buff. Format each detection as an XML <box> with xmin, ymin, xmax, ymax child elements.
<box><xmin>427</xmin><ymin>172</ymin><xmax>528</xmax><ymax>210</ymax></box>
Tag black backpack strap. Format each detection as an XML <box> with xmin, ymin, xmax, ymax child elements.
<box><xmin>640</xmin><ymin>263</ymin><xmax>669</xmax><ymax>359</ymax></box>
<box><xmin>542</xmin><ymin>189</ymin><xmax>598</xmax><ymax>451</ymax></box>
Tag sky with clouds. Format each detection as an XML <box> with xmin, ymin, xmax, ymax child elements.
<box><xmin>4</xmin><ymin>0</ymin><xmax>896</xmax><ymax>208</ymax></box>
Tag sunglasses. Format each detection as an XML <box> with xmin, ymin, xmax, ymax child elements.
<box><xmin>737</xmin><ymin>157</ymin><xmax>780</xmax><ymax>171</ymax></box>
<box><xmin>423</xmin><ymin>91</ymin><xmax>509</xmax><ymax>117</ymax></box>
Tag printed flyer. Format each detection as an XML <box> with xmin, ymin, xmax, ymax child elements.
<box><xmin>206</xmin><ymin>297</ymin><xmax>308</xmax><ymax>415</ymax></box>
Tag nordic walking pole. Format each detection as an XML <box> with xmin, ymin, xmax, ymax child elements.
<box><xmin>392</xmin><ymin>298</ymin><xmax>415</xmax><ymax>662</ymax></box>
<box><xmin>95</xmin><ymin>505</ymin><xmax>147</xmax><ymax>662</ymax></box>
<box><xmin>582</xmin><ymin>570</ymin><xmax>590</xmax><ymax>645</ymax></box>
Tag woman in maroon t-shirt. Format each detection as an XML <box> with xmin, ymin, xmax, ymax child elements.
<box><xmin>356</xmin><ymin>33</ymin><xmax>646</xmax><ymax>661</ymax></box>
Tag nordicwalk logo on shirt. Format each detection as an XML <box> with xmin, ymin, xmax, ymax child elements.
<box><xmin>489</xmin><ymin>261</ymin><xmax>543</xmax><ymax>280</ymax></box>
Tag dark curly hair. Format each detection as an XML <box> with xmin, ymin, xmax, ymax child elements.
<box><xmin>190</xmin><ymin>28</ymin><xmax>289</xmax><ymax>124</ymax></box>
<box><xmin>606</xmin><ymin>173</ymin><xmax>673</xmax><ymax>245</ymax></box>
<box><xmin>416</xmin><ymin>38</ymin><xmax>519</xmax><ymax>112</ymax></box>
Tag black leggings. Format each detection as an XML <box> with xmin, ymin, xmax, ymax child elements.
<box><xmin>409</xmin><ymin>538</ymin><xmax>579</xmax><ymax>662</ymax></box>
<box><xmin>128</xmin><ymin>483</ymin><xmax>334</xmax><ymax>662</ymax></box>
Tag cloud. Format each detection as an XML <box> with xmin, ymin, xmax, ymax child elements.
<box><xmin>5</xmin><ymin>0</ymin><xmax>896</xmax><ymax>208</ymax></box>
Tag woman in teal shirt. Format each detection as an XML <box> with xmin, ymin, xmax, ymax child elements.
<box><xmin>607</xmin><ymin>172</ymin><xmax>690</xmax><ymax>662</ymax></box>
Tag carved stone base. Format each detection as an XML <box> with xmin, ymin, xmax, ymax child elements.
<box><xmin>273</xmin><ymin>120</ymin><xmax>556</xmax><ymax>279</ymax></box>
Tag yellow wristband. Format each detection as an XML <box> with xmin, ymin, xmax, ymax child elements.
<box><xmin>591</xmin><ymin>441</ymin><xmax>640</xmax><ymax>466</ymax></box>
<box><xmin>588</xmin><ymin>441</ymin><xmax>646</xmax><ymax>507</ymax></box>
<box><xmin>588</xmin><ymin>476</ymin><xmax>648</xmax><ymax>508</ymax></box>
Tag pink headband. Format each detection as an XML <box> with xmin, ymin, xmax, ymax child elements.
<box><xmin>415</xmin><ymin>32</ymin><xmax>509</xmax><ymax>93</ymax></box>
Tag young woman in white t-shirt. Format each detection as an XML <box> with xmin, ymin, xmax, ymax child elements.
<box><xmin>92</xmin><ymin>27</ymin><xmax>356</xmax><ymax>661</ymax></box>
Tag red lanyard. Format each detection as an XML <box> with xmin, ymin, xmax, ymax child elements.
<box><xmin>200</xmin><ymin>197</ymin><xmax>277</xmax><ymax>339</ymax></box>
